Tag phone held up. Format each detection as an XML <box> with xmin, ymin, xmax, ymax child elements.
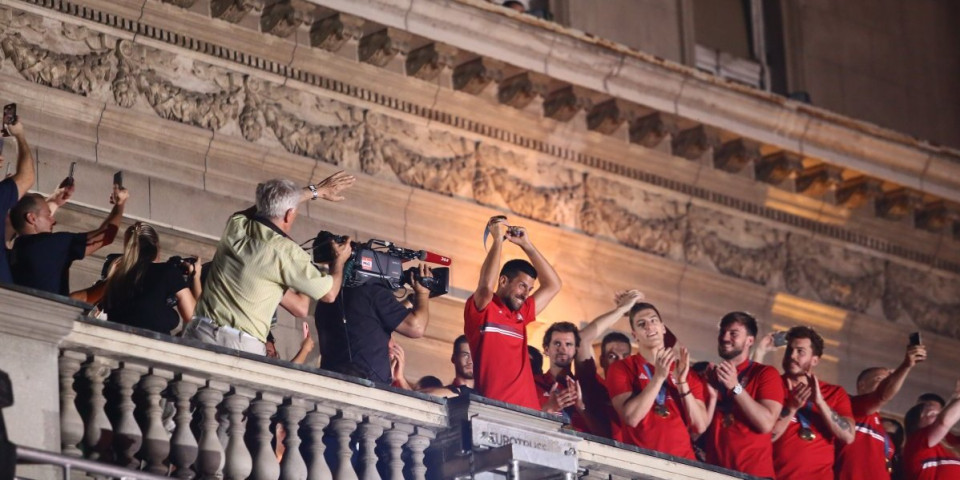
<box><xmin>1</xmin><ymin>103</ymin><xmax>17</xmax><ymax>137</ymax></box>
<box><xmin>60</xmin><ymin>162</ymin><xmax>77</xmax><ymax>188</ymax></box>
<box><xmin>909</xmin><ymin>331</ymin><xmax>922</xmax><ymax>346</ymax></box>
<box><xmin>772</xmin><ymin>331</ymin><xmax>788</xmax><ymax>348</ymax></box>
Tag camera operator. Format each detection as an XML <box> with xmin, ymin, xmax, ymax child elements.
<box><xmin>313</xmin><ymin>235</ymin><xmax>435</xmax><ymax>384</ymax></box>
<box><xmin>0</xmin><ymin>118</ymin><xmax>35</xmax><ymax>283</ymax></box>
<box><xmin>464</xmin><ymin>215</ymin><xmax>562</xmax><ymax>410</ymax></box>
<box><xmin>185</xmin><ymin>173</ymin><xmax>354</xmax><ymax>355</ymax></box>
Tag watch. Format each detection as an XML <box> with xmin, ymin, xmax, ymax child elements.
<box><xmin>731</xmin><ymin>383</ymin><xmax>743</xmax><ymax>396</ymax></box>
<box><xmin>307</xmin><ymin>184</ymin><xmax>319</xmax><ymax>200</ymax></box>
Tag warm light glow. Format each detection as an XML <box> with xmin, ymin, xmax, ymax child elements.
<box><xmin>770</xmin><ymin>293</ymin><xmax>848</xmax><ymax>331</ymax></box>
<box><xmin>764</xmin><ymin>188</ymin><xmax>850</xmax><ymax>225</ymax></box>
<box><xmin>771</xmin><ymin>322</ymin><xmax>840</xmax><ymax>347</ymax></box>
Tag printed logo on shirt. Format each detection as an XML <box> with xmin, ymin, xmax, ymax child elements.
<box><xmin>517</xmin><ymin>313</ymin><xmax>523</xmax><ymax>321</ymax></box>
<box><xmin>638</xmin><ymin>372</ymin><xmax>648</xmax><ymax>380</ymax></box>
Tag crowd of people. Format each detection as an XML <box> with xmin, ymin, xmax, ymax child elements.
<box><xmin>2</xmin><ymin>116</ymin><xmax>959</xmax><ymax>480</ymax></box>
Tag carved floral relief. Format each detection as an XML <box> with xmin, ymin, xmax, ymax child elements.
<box><xmin>784</xmin><ymin>237</ymin><xmax>885</xmax><ymax>313</ymax></box>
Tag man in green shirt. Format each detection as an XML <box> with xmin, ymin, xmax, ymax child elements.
<box><xmin>185</xmin><ymin>172</ymin><xmax>354</xmax><ymax>354</ymax></box>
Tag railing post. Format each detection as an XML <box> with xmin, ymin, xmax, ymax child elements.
<box><xmin>330</xmin><ymin>411</ymin><xmax>360</xmax><ymax>480</ymax></box>
<box><xmin>82</xmin><ymin>356</ymin><xmax>118</xmax><ymax>462</ymax></box>
<box><xmin>357</xmin><ymin>417</ymin><xmax>388</xmax><ymax>480</ymax></box>
<box><xmin>223</xmin><ymin>387</ymin><xmax>254</xmax><ymax>480</ymax></box>
<box><xmin>304</xmin><ymin>405</ymin><xmax>336</xmax><ymax>480</ymax></box>
<box><xmin>249</xmin><ymin>392</ymin><xmax>282</xmax><ymax>480</ymax></box>
<box><xmin>381</xmin><ymin>424</ymin><xmax>412</xmax><ymax>480</ymax></box>
<box><xmin>111</xmin><ymin>362</ymin><xmax>148</xmax><ymax>469</ymax></box>
<box><xmin>169</xmin><ymin>374</ymin><xmax>203</xmax><ymax>479</ymax></box>
<box><xmin>278</xmin><ymin>398</ymin><xmax>308</xmax><ymax>480</ymax></box>
<box><xmin>58</xmin><ymin>351</ymin><xmax>87</xmax><ymax>457</ymax></box>
<box><xmin>140</xmin><ymin>368</ymin><xmax>174</xmax><ymax>474</ymax></box>
<box><xmin>405</xmin><ymin>427</ymin><xmax>435</xmax><ymax>480</ymax></box>
<box><xmin>196</xmin><ymin>381</ymin><xmax>229</xmax><ymax>480</ymax></box>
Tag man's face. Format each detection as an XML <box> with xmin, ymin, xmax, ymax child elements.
<box><xmin>783</xmin><ymin>337</ymin><xmax>819</xmax><ymax>376</ymax></box>
<box><xmin>858</xmin><ymin>368</ymin><xmax>891</xmax><ymax>395</ymax></box>
<box><xmin>29</xmin><ymin>202</ymin><xmax>55</xmax><ymax>233</ymax></box>
<box><xmin>452</xmin><ymin>342</ymin><xmax>473</xmax><ymax>379</ymax></box>
<box><xmin>718</xmin><ymin>322</ymin><xmax>754</xmax><ymax>360</ymax></box>
<box><xmin>600</xmin><ymin>341</ymin><xmax>631</xmax><ymax>371</ymax></box>
<box><xmin>544</xmin><ymin>331</ymin><xmax>577</xmax><ymax>370</ymax></box>
<box><xmin>497</xmin><ymin>272</ymin><xmax>535</xmax><ymax>312</ymax></box>
<box><xmin>630</xmin><ymin>308</ymin><xmax>665</xmax><ymax>349</ymax></box>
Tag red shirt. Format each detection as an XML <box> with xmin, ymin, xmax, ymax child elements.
<box><xmin>464</xmin><ymin>294</ymin><xmax>539</xmax><ymax>410</ymax></box>
<box><xmin>534</xmin><ymin>372</ymin><xmax>591</xmax><ymax>433</ymax></box>
<box><xmin>835</xmin><ymin>393</ymin><xmax>893</xmax><ymax>480</ymax></box>
<box><xmin>576</xmin><ymin>357</ymin><xmax>623</xmax><ymax>441</ymax></box>
<box><xmin>903</xmin><ymin>426</ymin><xmax>960</xmax><ymax>480</ymax></box>
<box><xmin>606</xmin><ymin>353</ymin><xmax>705</xmax><ymax>460</ymax></box>
<box><xmin>772</xmin><ymin>377</ymin><xmax>853</xmax><ymax>480</ymax></box>
<box><xmin>703</xmin><ymin>360</ymin><xmax>783</xmax><ymax>478</ymax></box>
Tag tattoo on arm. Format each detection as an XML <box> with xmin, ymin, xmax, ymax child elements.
<box><xmin>780</xmin><ymin>407</ymin><xmax>792</xmax><ymax>418</ymax></box>
<box><xmin>829</xmin><ymin>408</ymin><xmax>852</xmax><ymax>431</ymax></box>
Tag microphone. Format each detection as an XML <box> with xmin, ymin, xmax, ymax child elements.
<box><xmin>417</xmin><ymin>250</ymin><xmax>452</xmax><ymax>266</ymax></box>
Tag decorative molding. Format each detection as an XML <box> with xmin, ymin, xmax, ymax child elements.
<box><xmin>755</xmin><ymin>152</ymin><xmax>803</xmax><ymax>184</ymax></box>
<box><xmin>629</xmin><ymin>113</ymin><xmax>677</xmax><ymax>149</ymax></box>
<box><xmin>714</xmin><ymin>139</ymin><xmax>760</xmax><ymax>174</ymax></box>
<box><xmin>795</xmin><ymin>164</ymin><xmax>843</xmax><ymax>196</ymax></box>
<box><xmin>836</xmin><ymin>176</ymin><xmax>883</xmax><ymax>209</ymax></box>
<box><xmin>310</xmin><ymin>13</ymin><xmax>364</xmax><ymax>52</ymax></box>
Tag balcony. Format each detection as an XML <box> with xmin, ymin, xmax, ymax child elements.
<box><xmin>1</xmin><ymin>285</ymin><xmax>758</xmax><ymax>480</ymax></box>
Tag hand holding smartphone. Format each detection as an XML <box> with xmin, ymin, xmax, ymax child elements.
<box><xmin>1</xmin><ymin>103</ymin><xmax>18</xmax><ymax>137</ymax></box>
<box><xmin>59</xmin><ymin>162</ymin><xmax>77</xmax><ymax>188</ymax></box>
<box><xmin>909</xmin><ymin>331</ymin><xmax>922</xmax><ymax>346</ymax></box>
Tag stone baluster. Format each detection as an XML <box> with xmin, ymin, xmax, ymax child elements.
<box><xmin>330</xmin><ymin>411</ymin><xmax>360</xmax><ymax>480</ymax></box>
<box><xmin>249</xmin><ymin>392</ymin><xmax>282</xmax><ymax>480</ymax></box>
<box><xmin>304</xmin><ymin>405</ymin><xmax>336</xmax><ymax>480</ymax></box>
<box><xmin>140</xmin><ymin>369</ymin><xmax>174</xmax><ymax>474</ymax></box>
<box><xmin>381</xmin><ymin>425</ymin><xmax>412</xmax><ymax>480</ymax></box>
<box><xmin>357</xmin><ymin>418</ymin><xmax>387</xmax><ymax>480</ymax></box>
<box><xmin>82</xmin><ymin>356</ymin><xmax>117</xmax><ymax>461</ymax></box>
<box><xmin>58</xmin><ymin>351</ymin><xmax>87</xmax><ymax>457</ymax></box>
<box><xmin>223</xmin><ymin>387</ymin><xmax>254</xmax><ymax>480</ymax></box>
<box><xmin>196</xmin><ymin>382</ymin><xmax>228</xmax><ymax>480</ymax></box>
<box><xmin>169</xmin><ymin>374</ymin><xmax>203</xmax><ymax>479</ymax></box>
<box><xmin>405</xmin><ymin>428</ymin><xmax>435</xmax><ymax>480</ymax></box>
<box><xmin>278</xmin><ymin>398</ymin><xmax>308</xmax><ymax>480</ymax></box>
<box><xmin>111</xmin><ymin>362</ymin><xmax>148</xmax><ymax>469</ymax></box>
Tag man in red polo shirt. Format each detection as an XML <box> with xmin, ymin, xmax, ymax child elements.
<box><xmin>701</xmin><ymin>312</ymin><xmax>783</xmax><ymax>478</ymax></box>
<box><xmin>902</xmin><ymin>378</ymin><xmax>960</xmax><ymax>480</ymax></box>
<box><xmin>772</xmin><ymin>326</ymin><xmax>855</xmax><ymax>480</ymax></box>
<box><xmin>534</xmin><ymin>321</ymin><xmax>609</xmax><ymax>433</ymax></box>
<box><xmin>607</xmin><ymin>302</ymin><xmax>708</xmax><ymax>459</ymax></box>
<box><xmin>835</xmin><ymin>343</ymin><xmax>927</xmax><ymax>480</ymax></box>
<box><xmin>575</xmin><ymin>289</ymin><xmax>644</xmax><ymax>441</ymax></box>
<box><xmin>464</xmin><ymin>216</ymin><xmax>562</xmax><ymax>410</ymax></box>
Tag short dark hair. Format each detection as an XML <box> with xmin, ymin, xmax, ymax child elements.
<box><xmin>500</xmin><ymin>259</ymin><xmax>537</xmax><ymax>280</ymax></box>
<box><xmin>903</xmin><ymin>403</ymin><xmax>927</xmax><ymax>435</ymax></box>
<box><xmin>601</xmin><ymin>331</ymin><xmax>632</xmax><ymax>354</ymax></box>
<box><xmin>416</xmin><ymin>375</ymin><xmax>444</xmax><ymax>390</ymax></box>
<box><xmin>857</xmin><ymin>367</ymin><xmax>887</xmax><ymax>386</ymax></box>
<box><xmin>527</xmin><ymin>345</ymin><xmax>544</xmax><ymax>376</ymax></box>
<box><xmin>542</xmin><ymin>321</ymin><xmax>581</xmax><ymax>349</ymax></box>
<box><xmin>719</xmin><ymin>311</ymin><xmax>758</xmax><ymax>338</ymax></box>
<box><xmin>628</xmin><ymin>302</ymin><xmax>661</xmax><ymax>322</ymax></box>
<box><xmin>786</xmin><ymin>325</ymin><xmax>824</xmax><ymax>357</ymax></box>
<box><xmin>918</xmin><ymin>392</ymin><xmax>946</xmax><ymax>407</ymax></box>
<box><xmin>502</xmin><ymin>1</ymin><xmax>525</xmax><ymax>9</ymax></box>
<box><xmin>9</xmin><ymin>193</ymin><xmax>45</xmax><ymax>232</ymax></box>
<box><xmin>452</xmin><ymin>335</ymin><xmax>469</xmax><ymax>357</ymax></box>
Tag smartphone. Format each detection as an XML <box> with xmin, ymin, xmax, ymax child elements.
<box><xmin>909</xmin><ymin>331</ymin><xmax>922</xmax><ymax>346</ymax></box>
<box><xmin>1</xmin><ymin>103</ymin><xmax>16</xmax><ymax>136</ymax></box>
<box><xmin>113</xmin><ymin>170</ymin><xmax>123</xmax><ymax>188</ymax></box>
<box><xmin>301</xmin><ymin>321</ymin><xmax>309</xmax><ymax>340</ymax></box>
<box><xmin>773</xmin><ymin>331</ymin><xmax>788</xmax><ymax>347</ymax></box>
<box><xmin>60</xmin><ymin>162</ymin><xmax>77</xmax><ymax>188</ymax></box>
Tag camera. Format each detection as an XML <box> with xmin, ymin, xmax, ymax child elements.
<box><xmin>311</xmin><ymin>231</ymin><xmax>450</xmax><ymax>298</ymax></box>
<box><xmin>167</xmin><ymin>255</ymin><xmax>198</xmax><ymax>276</ymax></box>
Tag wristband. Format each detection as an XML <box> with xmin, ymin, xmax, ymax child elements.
<box><xmin>679</xmin><ymin>390</ymin><xmax>692</xmax><ymax>397</ymax></box>
<box><xmin>307</xmin><ymin>184</ymin><xmax>319</xmax><ymax>200</ymax></box>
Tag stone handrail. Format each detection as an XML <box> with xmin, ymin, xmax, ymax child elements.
<box><xmin>2</xmin><ymin>285</ymin><xmax>756</xmax><ymax>480</ymax></box>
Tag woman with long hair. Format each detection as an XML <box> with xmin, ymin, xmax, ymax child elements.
<box><xmin>102</xmin><ymin>222</ymin><xmax>201</xmax><ymax>334</ymax></box>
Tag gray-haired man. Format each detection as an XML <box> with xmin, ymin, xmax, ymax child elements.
<box><xmin>184</xmin><ymin>171</ymin><xmax>355</xmax><ymax>354</ymax></box>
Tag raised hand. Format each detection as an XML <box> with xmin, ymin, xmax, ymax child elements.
<box><xmin>505</xmin><ymin>225</ymin><xmax>531</xmax><ymax>248</ymax></box>
<box><xmin>716</xmin><ymin>360</ymin><xmax>739</xmax><ymax>390</ymax></box>
<box><xmin>808</xmin><ymin>374</ymin><xmax>825</xmax><ymax>408</ymax></box>
<box><xmin>904</xmin><ymin>344</ymin><xmax>927</xmax><ymax>367</ymax></box>
<box><xmin>614</xmin><ymin>289</ymin><xmax>644</xmax><ymax>310</ymax></box>
<box><xmin>110</xmin><ymin>185</ymin><xmax>129</xmax><ymax>206</ymax></box>
<box><xmin>314</xmin><ymin>170</ymin><xmax>356</xmax><ymax>202</ymax></box>
<box><xmin>653</xmin><ymin>348</ymin><xmax>677</xmax><ymax>381</ymax></box>
<box><xmin>675</xmin><ymin>346</ymin><xmax>691</xmax><ymax>383</ymax></box>
<box><xmin>785</xmin><ymin>379</ymin><xmax>812</xmax><ymax>412</ymax></box>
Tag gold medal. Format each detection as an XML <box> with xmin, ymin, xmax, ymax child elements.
<box><xmin>722</xmin><ymin>413</ymin><xmax>734</xmax><ymax>427</ymax></box>
<box><xmin>654</xmin><ymin>404</ymin><xmax>670</xmax><ymax>418</ymax></box>
<box><xmin>799</xmin><ymin>427</ymin><xmax>817</xmax><ymax>441</ymax></box>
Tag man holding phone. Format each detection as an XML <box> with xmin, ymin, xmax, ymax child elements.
<box><xmin>8</xmin><ymin>172</ymin><xmax>127</xmax><ymax>295</ymax></box>
<box><xmin>835</xmin><ymin>337</ymin><xmax>927</xmax><ymax>480</ymax></box>
<box><xmin>0</xmin><ymin>113</ymin><xmax>35</xmax><ymax>284</ymax></box>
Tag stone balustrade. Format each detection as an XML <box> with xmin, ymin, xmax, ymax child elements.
<box><xmin>2</xmin><ymin>286</ymin><xmax>756</xmax><ymax>480</ymax></box>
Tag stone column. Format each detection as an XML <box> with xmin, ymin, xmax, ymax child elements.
<box><xmin>381</xmin><ymin>424</ymin><xmax>412</xmax><ymax>480</ymax></box>
<box><xmin>195</xmin><ymin>381</ymin><xmax>228</xmax><ymax>480</ymax></box>
<box><xmin>330</xmin><ymin>411</ymin><xmax>360</xmax><ymax>480</ymax></box>
<box><xmin>249</xmin><ymin>392</ymin><xmax>282</xmax><ymax>480</ymax></box>
<box><xmin>140</xmin><ymin>368</ymin><xmax>174</xmax><ymax>474</ymax></box>
<box><xmin>303</xmin><ymin>405</ymin><xmax>336</xmax><ymax>480</ymax></box>
<box><xmin>111</xmin><ymin>362</ymin><xmax>148</xmax><ymax>469</ymax></box>
<box><xmin>58</xmin><ymin>351</ymin><xmax>87</xmax><ymax>457</ymax></box>
<box><xmin>278</xmin><ymin>398</ymin><xmax>308</xmax><ymax>480</ymax></box>
<box><xmin>82</xmin><ymin>356</ymin><xmax>118</xmax><ymax>462</ymax></box>
<box><xmin>356</xmin><ymin>417</ymin><xmax>387</xmax><ymax>480</ymax></box>
<box><xmin>223</xmin><ymin>387</ymin><xmax>254</xmax><ymax>480</ymax></box>
<box><xmin>405</xmin><ymin>427</ymin><xmax>435</xmax><ymax>480</ymax></box>
<box><xmin>169</xmin><ymin>374</ymin><xmax>203</xmax><ymax>479</ymax></box>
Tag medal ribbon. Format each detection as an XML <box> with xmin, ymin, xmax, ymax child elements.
<box><xmin>642</xmin><ymin>364</ymin><xmax>668</xmax><ymax>410</ymax></box>
<box><xmin>795</xmin><ymin>400</ymin><xmax>814</xmax><ymax>432</ymax></box>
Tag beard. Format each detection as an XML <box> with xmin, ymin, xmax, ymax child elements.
<box><xmin>501</xmin><ymin>293</ymin><xmax>525</xmax><ymax>311</ymax></box>
<box><xmin>458</xmin><ymin>369</ymin><xmax>474</xmax><ymax>380</ymax></box>
<box><xmin>718</xmin><ymin>342</ymin><xmax>743</xmax><ymax>360</ymax></box>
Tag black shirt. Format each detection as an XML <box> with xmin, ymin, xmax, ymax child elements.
<box><xmin>0</xmin><ymin>178</ymin><xmax>18</xmax><ymax>283</ymax></box>
<box><xmin>315</xmin><ymin>282</ymin><xmax>410</xmax><ymax>384</ymax></box>
<box><xmin>105</xmin><ymin>262</ymin><xmax>189</xmax><ymax>334</ymax></box>
<box><xmin>10</xmin><ymin>231</ymin><xmax>87</xmax><ymax>295</ymax></box>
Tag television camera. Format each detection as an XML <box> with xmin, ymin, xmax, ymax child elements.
<box><xmin>311</xmin><ymin>231</ymin><xmax>451</xmax><ymax>298</ymax></box>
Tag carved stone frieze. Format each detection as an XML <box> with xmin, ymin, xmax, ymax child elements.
<box><xmin>784</xmin><ymin>236</ymin><xmax>885</xmax><ymax>313</ymax></box>
<box><xmin>0</xmin><ymin>32</ymin><xmax>116</xmax><ymax>97</ymax></box>
<box><xmin>883</xmin><ymin>263</ymin><xmax>960</xmax><ymax>338</ymax></box>
<box><xmin>211</xmin><ymin>0</ymin><xmax>265</xmax><ymax>24</ymax></box>
<box><xmin>684</xmin><ymin>207</ymin><xmax>787</xmax><ymax>286</ymax></box>
<box><xmin>755</xmin><ymin>152</ymin><xmax>803</xmax><ymax>184</ymax></box>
